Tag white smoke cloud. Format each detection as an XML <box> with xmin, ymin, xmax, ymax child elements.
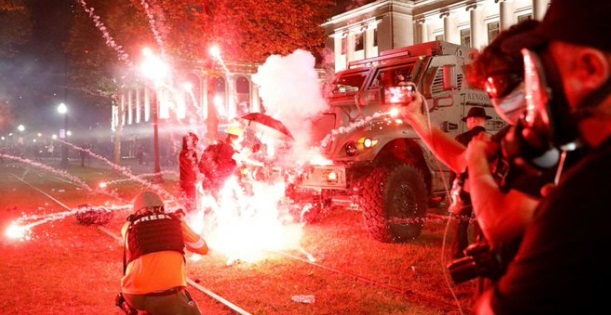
<box><xmin>251</xmin><ymin>49</ymin><xmax>328</xmax><ymax>162</ymax></box>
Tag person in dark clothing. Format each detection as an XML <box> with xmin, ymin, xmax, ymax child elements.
<box><xmin>198</xmin><ymin>126</ymin><xmax>241</xmax><ymax>197</ymax></box>
<box><xmin>474</xmin><ymin>0</ymin><xmax>611</xmax><ymax>313</ymax></box>
<box><xmin>179</xmin><ymin>132</ymin><xmax>199</xmax><ymax>213</ymax></box>
<box><xmin>449</xmin><ymin>106</ymin><xmax>491</xmax><ymax>259</ymax></box>
<box><xmin>136</xmin><ymin>145</ymin><xmax>146</xmax><ymax>165</ymax></box>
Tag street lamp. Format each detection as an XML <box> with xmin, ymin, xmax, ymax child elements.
<box><xmin>140</xmin><ymin>48</ymin><xmax>169</xmax><ymax>183</ymax></box>
<box><xmin>57</xmin><ymin>103</ymin><xmax>69</xmax><ymax>167</ymax></box>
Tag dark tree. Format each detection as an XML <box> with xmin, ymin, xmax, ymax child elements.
<box><xmin>0</xmin><ymin>0</ymin><xmax>32</xmax><ymax>58</ymax></box>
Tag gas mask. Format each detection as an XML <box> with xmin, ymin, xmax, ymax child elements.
<box><xmin>493</xmin><ymin>82</ymin><xmax>526</xmax><ymax>125</ymax></box>
<box><xmin>521</xmin><ymin>48</ymin><xmax>582</xmax><ymax>152</ymax></box>
<box><xmin>500</xmin><ymin>48</ymin><xmax>567</xmax><ymax>170</ymax></box>
<box><xmin>504</xmin><ymin>46</ymin><xmax>611</xmax><ymax>171</ymax></box>
<box><xmin>485</xmin><ymin>73</ymin><xmax>526</xmax><ymax>126</ymax></box>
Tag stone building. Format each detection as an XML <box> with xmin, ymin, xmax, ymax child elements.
<box><xmin>323</xmin><ymin>0</ymin><xmax>550</xmax><ymax>71</ymax></box>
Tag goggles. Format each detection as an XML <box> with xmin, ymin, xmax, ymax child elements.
<box><xmin>483</xmin><ymin>70</ymin><xmax>527</xmax><ymax>125</ymax></box>
<box><xmin>484</xmin><ymin>72</ymin><xmax>523</xmax><ymax>100</ymax></box>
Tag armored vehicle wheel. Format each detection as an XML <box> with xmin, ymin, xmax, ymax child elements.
<box><xmin>301</xmin><ymin>204</ymin><xmax>323</xmax><ymax>224</ymax></box>
<box><xmin>359</xmin><ymin>164</ymin><xmax>428</xmax><ymax>242</ymax></box>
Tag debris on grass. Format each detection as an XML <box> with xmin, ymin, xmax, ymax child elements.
<box><xmin>291</xmin><ymin>295</ymin><xmax>315</xmax><ymax>304</ymax></box>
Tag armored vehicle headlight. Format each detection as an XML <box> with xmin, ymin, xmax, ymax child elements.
<box><xmin>362</xmin><ymin>138</ymin><xmax>378</xmax><ymax>148</ymax></box>
<box><xmin>325</xmin><ymin>170</ymin><xmax>338</xmax><ymax>183</ymax></box>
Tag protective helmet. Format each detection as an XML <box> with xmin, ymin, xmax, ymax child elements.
<box><xmin>226</xmin><ymin>125</ymin><xmax>243</xmax><ymax>137</ymax></box>
<box><xmin>132</xmin><ymin>191</ymin><xmax>164</xmax><ymax>213</ymax></box>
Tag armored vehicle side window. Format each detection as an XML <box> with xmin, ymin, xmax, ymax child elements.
<box><xmin>371</xmin><ymin>65</ymin><xmax>414</xmax><ymax>88</ymax></box>
<box><xmin>331</xmin><ymin>70</ymin><xmax>368</xmax><ymax>95</ymax></box>
<box><xmin>371</xmin><ymin>64</ymin><xmax>415</xmax><ymax>105</ymax></box>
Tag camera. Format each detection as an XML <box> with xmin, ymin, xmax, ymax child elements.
<box><xmin>447</xmin><ymin>242</ymin><xmax>505</xmax><ymax>284</ymax></box>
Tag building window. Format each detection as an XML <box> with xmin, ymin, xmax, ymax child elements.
<box><xmin>517</xmin><ymin>13</ymin><xmax>532</xmax><ymax>23</ymax></box>
<box><xmin>460</xmin><ymin>29</ymin><xmax>471</xmax><ymax>47</ymax></box>
<box><xmin>435</xmin><ymin>34</ymin><xmax>444</xmax><ymax>41</ymax></box>
<box><xmin>354</xmin><ymin>32</ymin><xmax>364</xmax><ymax>51</ymax></box>
<box><xmin>487</xmin><ymin>21</ymin><xmax>500</xmax><ymax>44</ymax></box>
<box><xmin>235</xmin><ymin>76</ymin><xmax>250</xmax><ymax>116</ymax></box>
<box><xmin>373</xmin><ymin>28</ymin><xmax>378</xmax><ymax>47</ymax></box>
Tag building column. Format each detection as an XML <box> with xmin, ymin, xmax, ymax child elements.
<box><xmin>127</xmin><ymin>89</ymin><xmax>133</xmax><ymax>125</ymax></box>
<box><xmin>135</xmin><ymin>87</ymin><xmax>141</xmax><ymax>123</ymax></box>
<box><xmin>533</xmin><ymin>0</ymin><xmax>548</xmax><ymax>20</ymax></box>
<box><xmin>364</xmin><ymin>26</ymin><xmax>374</xmax><ymax>58</ymax></box>
<box><xmin>497</xmin><ymin>0</ymin><xmax>513</xmax><ymax>30</ymax></box>
<box><xmin>346</xmin><ymin>32</ymin><xmax>355</xmax><ymax>66</ymax></box>
<box><xmin>441</xmin><ymin>11</ymin><xmax>451</xmax><ymax>42</ymax></box>
<box><xmin>416</xmin><ymin>17</ymin><xmax>427</xmax><ymax>43</ymax></box>
<box><xmin>467</xmin><ymin>4</ymin><xmax>482</xmax><ymax>49</ymax></box>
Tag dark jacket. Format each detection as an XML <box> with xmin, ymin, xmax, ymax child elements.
<box><xmin>179</xmin><ymin>133</ymin><xmax>198</xmax><ymax>185</ymax></box>
<box><xmin>198</xmin><ymin>140</ymin><xmax>237</xmax><ymax>189</ymax></box>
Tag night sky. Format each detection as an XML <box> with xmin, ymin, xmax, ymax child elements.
<box><xmin>1</xmin><ymin>0</ymin><xmax>370</xmax><ymax>137</ymax></box>
<box><xmin>1</xmin><ymin>0</ymin><xmax>105</xmax><ymax>137</ymax></box>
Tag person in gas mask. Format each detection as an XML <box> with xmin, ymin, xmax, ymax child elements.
<box><xmin>119</xmin><ymin>191</ymin><xmax>208</xmax><ymax>315</ymax></box>
<box><xmin>399</xmin><ymin>20</ymin><xmax>542</xmax><ymax>252</ymax></box>
<box><xmin>473</xmin><ymin>0</ymin><xmax>611</xmax><ymax>313</ymax></box>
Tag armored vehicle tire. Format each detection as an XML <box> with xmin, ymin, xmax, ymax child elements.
<box><xmin>359</xmin><ymin>164</ymin><xmax>428</xmax><ymax>243</ymax></box>
<box><xmin>301</xmin><ymin>204</ymin><xmax>323</xmax><ymax>224</ymax></box>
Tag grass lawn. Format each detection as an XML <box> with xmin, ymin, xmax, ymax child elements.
<box><xmin>0</xmin><ymin>160</ymin><xmax>477</xmax><ymax>315</ymax></box>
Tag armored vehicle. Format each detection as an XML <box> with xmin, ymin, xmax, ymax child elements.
<box><xmin>294</xmin><ymin>41</ymin><xmax>504</xmax><ymax>242</ymax></box>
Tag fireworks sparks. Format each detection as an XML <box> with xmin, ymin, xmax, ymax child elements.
<box><xmin>190</xmin><ymin>174</ymin><xmax>307</xmax><ymax>264</ymax></box>
<box><xmin>77</xmin><ymin>0</ymin><xmax>129</xmax><ymax>63</ymax></box>
<box><xmin>5</xmin><ymin>223</ymin><xmax>31</xmax><ymax>241</ymax></box>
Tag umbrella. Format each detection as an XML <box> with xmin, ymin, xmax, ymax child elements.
<box><xmin>240</xmin><ymin>113</ymin><xmax>294</xmax><ymax>141</ymax></box>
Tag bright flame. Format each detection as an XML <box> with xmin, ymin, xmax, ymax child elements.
<box><xmin>209</xmin><ymin>45</ymin><xmax>221</xmax><ymax>59</ymax></box>
<box><xmin>309</xmin><ymin>153</ymin><xmax>333</xmax><ymax>166</ymax></box>
<box><xmin>141</xmin><ymin>48</ymin><xmax>169</xmax><ymax>86</ymax></box>
<box><xmin>388</xmin><ymin>107</ymin><xmax>399</xmax><ymax>117</ymax></box>
<box><xmin>5</xmin><ymin>223</ymin><xmax>30</xmax><ymax>241</ymax></box>
<box><xmin>98</xmin><ymin>182</ymin><xmax>107</xmax><ymax>189</ymax></box>
<box><xmin>195</xmin><ymin>173</ymin><xmax>304</xmax><ymax>264</ymax></box>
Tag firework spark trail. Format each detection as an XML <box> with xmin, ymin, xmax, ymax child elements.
<box><xmin>212</xmin><ymin>54</ymin><xmax>231</xmax><ymax>75</ymax></box>
<box><xmin>140</xmin><ymin>0</ymin><xmax>167</xmax><ymax>58</ymax></box>
<box><xmin>54</xmin><ymin>139</ymin><xmax>176</xmax><ymax>202</ymax></box>
<box><xmin>210</xmin><ymin>54</ymin><xmax>239</xmax><ymax>119</ymax></box>
<box><xmin>102</xmin><ymin>170</ymin><xmax>178</xmax><ymax>186</ymax></box>
<box><xmin>319</xmin><ymin>111</ymin><xmax>393</xmax><ymax>149</ymax></box>
<box><xmin>186</xmin><ymin>89</ymin><xmax>201</xmax><ymax>110</ymax></box>
<box><xmin>77</xmin><ymin>0</ymin><xmax>130</xmax><ymax>63</ymax></box>
<box><xmin>0</xmin><ymin>154</ymin><xmax>93</xmax><ymax>191</ymax></box>
<box><xmin>5</xmin><ymin>174</ymin><xmax>131</xmax><ymax>241</ymax></box>
<box><xmin>159</xmin><ymin>82</ymin><xmax>203</xmax><ymax>129</ymax></box>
